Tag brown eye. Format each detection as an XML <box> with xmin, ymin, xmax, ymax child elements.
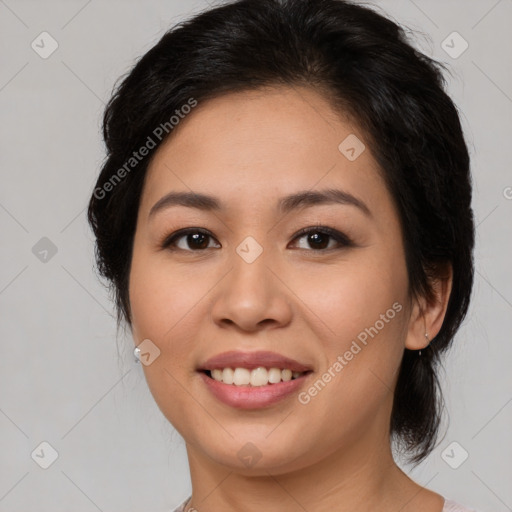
<box><xmin>161</xmin><ymin>229</ymin><xmax>219</xmax><ymax>251</ymax></box>
<box><xmin>290</xmin><ymin>226</ymin><xmax>354</xmax><ymax>251</ymax></box>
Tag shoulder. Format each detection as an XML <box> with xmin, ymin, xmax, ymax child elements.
<box><xmin>443</xmin><ymin>498</ymin><xmax>478</xmax><ymax>512</ymax></box>
<box><xmin>172</xmin><ymin>496</ymin><xmax>479</xmax><ymax>512</ymax></box>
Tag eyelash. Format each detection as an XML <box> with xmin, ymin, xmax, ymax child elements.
<box><xmin>159</xmin><ymin>225</ymin><xmax>354</xmax><ymax>253</ymax></box>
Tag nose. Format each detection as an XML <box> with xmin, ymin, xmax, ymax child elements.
<box><xmin>209</xmin><ymin>243</ymin><xmax>293</xmax><ymax>332</ymax></box>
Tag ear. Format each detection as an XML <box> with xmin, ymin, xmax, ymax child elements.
<box><xmin>405</xmin><ymin>263</ymin><xmax>453</xmax><ymax>350</ymax></box>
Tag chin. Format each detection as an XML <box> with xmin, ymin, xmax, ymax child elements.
<box><xmin>186</xmin><ymin>428</ymin><xmax>319</xmax><ymax>475</ymax></box>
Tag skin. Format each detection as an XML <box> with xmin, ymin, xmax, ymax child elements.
<box><xmin>128</xmin><ymin>85</ymin><xmax>453</xmax><ymax>512</ymax></box>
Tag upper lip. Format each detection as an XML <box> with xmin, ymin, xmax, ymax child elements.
<box><xmin>198</xmin><ymin>350</ymin><xmax>313</xmax><ymax>372</ymax></box>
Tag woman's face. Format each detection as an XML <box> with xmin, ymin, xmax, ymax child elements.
<box><xmin>128</xmin><ymin>85</ymin><xmax>421</xmax><ymax>474</ymax></box>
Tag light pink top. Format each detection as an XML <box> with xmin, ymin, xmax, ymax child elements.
<box><xmin>443</xmin><ymin>499</ymin><xmax>477</xmax><ymax>511</ymax></box>
<box><xmin>171</xmin><ymin>496</ymin><xmax>477</xmax><ymax>511</ymax></box>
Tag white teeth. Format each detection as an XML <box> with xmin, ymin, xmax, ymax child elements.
<box><xmin>250</xmin><ymin>367</ymin><xmax>268</xmax><ymax>387</ymax></box>
<box><xmin>208</xmin><ymin>367</ymin><xmax>306</xmax><ymax>386</ymax></box>
<box><xmin>211</xmin><ymin>369</ymin><xmax>223</xmax><ymax>381</ymax></box>
<box><xmin>222</xmin><ymin>368</ymin><xmax>234</xmax><ymax>384</ymax></box>
<box><xmin>281</xmin><ymin>369</ymin><xmax>292</xmax><ymax>382</ymax></box>
<box><xmin>233</xmin><ymin>368</ymin><xmax>251</xmax><ymax>386</ymax></box>
<box><xmin>268</xmin><ymin>368</ymin><xmax>282</xmax><ymax>384</ymax></box>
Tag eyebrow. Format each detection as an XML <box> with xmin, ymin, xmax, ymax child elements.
<box><xmin>148</xmin><ymin>188</ymin><xmax>372</xmax><ymax>219</ymax></box>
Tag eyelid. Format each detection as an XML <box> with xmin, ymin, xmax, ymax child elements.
<box><xmin>160</xmin><ymin>227</ymin><xmax>218</xmax><ymax>250</ymax></box>
<box><xmin>291</xmin><ymin>225</ymin><xmax>354</xmax><ymax>249</ymax></box>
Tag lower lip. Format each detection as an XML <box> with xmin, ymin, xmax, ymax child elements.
<box><xmin>198</xmin><ymin>371</ymin><xmax>311</xmax><ymax>409</ymax></box>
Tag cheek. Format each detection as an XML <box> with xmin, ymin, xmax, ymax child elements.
<box><xmin>293</xmin><ymin>252</ymin><xmax>409</xmax><ymax>342</ymax></box>
<box><xmin>128</xmin><ymin>246</ymin><xmax>205</xmax><ymax>425</ymax></box>
<box><xmin>290</xmin><ymin>251</ymin><xmax>410</xmax><ymax>407</ymax></box>
<box><xmin>289</xmin><ymin>261</ymin><xmax>409</xmax><ymax>436</ymax></box>
<box><xmin>128</xmin><ymin>245</ymin><xmax>201</xmax><ymax>394</ymax></box>
<box><xmin>129</xmin><ymin>245</ymin><xmax>204</xmax><ymax>342</ymax></box>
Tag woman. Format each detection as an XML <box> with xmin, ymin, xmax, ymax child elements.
<box><xmin>87</xmin><ymin>0</ymin><xmax>477</xmax><ymax>510</ymax></box>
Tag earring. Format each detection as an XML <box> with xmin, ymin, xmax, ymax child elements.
<box><xmin>134</xmin><ymin>346</ymin><xmax>141</xmax><ymax>363</ymax></box>
<box><xmin>419</xmin><ymin>332</ymin><xmax>429</xmax><ymax>357</ymax></box>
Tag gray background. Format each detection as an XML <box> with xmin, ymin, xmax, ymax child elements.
<box><xmin>0</xmin><ymin>0</ymin><xmax>511</xmax><ymax>511</ymax></box>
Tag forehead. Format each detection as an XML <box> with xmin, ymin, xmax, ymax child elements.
<box><xmin>140</xmin><ymin>85</ymin><xmax>390</xmax><ymax>219</ymax></box>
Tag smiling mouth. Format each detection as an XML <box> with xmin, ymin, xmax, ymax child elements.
<box><xmin>201</xmin><ymin>367</ymin><xmax>313</xmax><ymax>387</ymax></box>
